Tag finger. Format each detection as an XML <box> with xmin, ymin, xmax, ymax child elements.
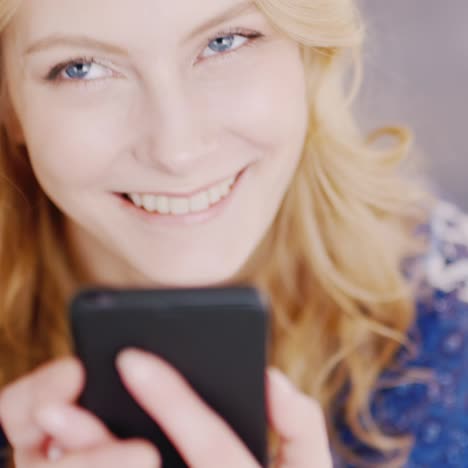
<box><xmin>34</xmin><ymin>402</ymin><xmax>114</xmax><ymax>451</ymax></box>
<box><xmin>16</xmin><ymin>439</ymin><xmax>160</xmax><ymax>468</ymax></box>
<box><xmin>266</xmin><ymin>368</ymin><xmax>332</xmax><ymax>468</ymax></box>
<box><xmin>116</xmin><ymin>349</ymin><xmax>259</xmax><ymax>468</ymax></box>
<box><xmin>0</xmin><ymin>358</ymin><xmax>84</xmax><ymax>451</ymax></box>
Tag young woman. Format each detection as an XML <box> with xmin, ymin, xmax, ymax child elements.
<box><xmin>0</xmin><ymin>0</ymin><xmax>466</xmax><ymax>466</ymax></box>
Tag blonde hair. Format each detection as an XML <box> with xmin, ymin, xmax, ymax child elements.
<box><xmin>0</xmin><ymin>0</ymin><xmax>432</xmax><ymax>466</ymax></box>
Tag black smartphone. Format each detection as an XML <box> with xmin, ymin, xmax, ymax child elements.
<box><xmin>70</xmin><ymin>286</ymin><xmax>269</xmax><ymax>467</ymax></box>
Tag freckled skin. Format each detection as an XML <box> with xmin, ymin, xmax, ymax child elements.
<box><xmin>2</xmin><ymin>0</ymin><xmax>309</xmax><ymax>287</ymax></box>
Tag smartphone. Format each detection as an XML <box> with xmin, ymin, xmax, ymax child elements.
<box><xmin>70</xmin><ymin>286</ymin><xmax>269</xmax><ymax>467</ymax></box>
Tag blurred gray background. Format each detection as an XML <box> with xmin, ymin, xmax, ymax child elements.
<box><xmin>356</xmin><ymin>1</ymin><xmax>468</xmax><ymax>209</ymax></box>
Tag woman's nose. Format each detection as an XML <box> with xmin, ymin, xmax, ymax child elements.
<box><xmin>134</xmin><ymin>76</ymin><xmax>217</xmax><ymax>176</ymax></box>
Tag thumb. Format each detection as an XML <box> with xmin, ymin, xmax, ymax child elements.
<box><xmin>34</xmin><ymin>402</ymin><xmax>114</xmax><ymax>455</ymax></box>
<box><xmin>0</xmin><ymin>358</ymin><xmax>83</xmax><ymax>452</ymax></box>
<box><xmin>266</xmin><ymin>368</ymin><xmax>332</xmax><ymax>468</ymax></box>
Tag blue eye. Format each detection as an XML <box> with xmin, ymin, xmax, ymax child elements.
<box><xmin>208</xmin><ymin>35</ymin><xmax>236</xmax><ymax>53</ymax></box>
<box><xmin>46</xmin><ymin>58</ymin><xmax>112</xmax><ymax>82</ymax></box>
<box><xmin>46</xmin><ymin>30</ymin><xmax>263</xmax><ymax>84</ymax></box>
<box><xmin>64</xmin><ymin>62</ymin><xmax>92</xmax><ymax>79</ymax></box>
<box><xmin>202</xmin><ymin>33</ymin><xmax>257</xmax><ymax>59</ymax></box>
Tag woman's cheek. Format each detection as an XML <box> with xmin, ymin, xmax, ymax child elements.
<box><xmin>24</xmin><ymin>98</ymin><xmax>129</xmax><ymax>187</ymax></box>
<box><xmin>203</xmin><ymin>42</ymin><xmax>307</xmax><ymax>152</ymax></box>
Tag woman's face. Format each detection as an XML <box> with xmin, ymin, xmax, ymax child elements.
<box><xmin>2</xmin><ymin>0</ymin><xmax>309</xmax><ymax>287</ymax></box>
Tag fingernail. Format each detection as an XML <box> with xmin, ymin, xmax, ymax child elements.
<box><xmin>35</xmin><ymin>404</ymin><xmax>67</xmax><ymax>432</ymax></box>
<box><xmin>268</xmin><ymin>368</ymin><xmax>295</xmax><ymax>395</ymax></box>
<box><xmin>116</xmin><ymin>349</ymin><xmax>153</xmax><ymax>383</ymax></box>
<box><xmin>127</xmin><ymin>443</ymin><xmax>161</xmax><ymax>467</ymax></box>
<box><xmin>47</xmin><ymin>442</ymin><xmax>64</xmax><ymax>461</ymax></box>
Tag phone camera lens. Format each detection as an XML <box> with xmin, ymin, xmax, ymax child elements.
<box><xmin>84</xmin><ymin>291</ymin><xmax>114</xmax><ymax>308</ymax></box>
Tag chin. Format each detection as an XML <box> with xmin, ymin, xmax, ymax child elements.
<box><xmin>137</xmin><ymin>255</ymin><xmax>249</xmax><ymax>289</ymax></box>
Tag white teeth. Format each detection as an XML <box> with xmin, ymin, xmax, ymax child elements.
<box><xmin>208</xmin><ymin>186</ymin><xmax>222</xmax><ymax>204</ymax></box>
<box><xmin>156</xmin><ymin>196</ymin><xmax>170</xmax><ymax>214</ymax></box>
<box><xmin>190</xmin><ymin>192</ymin><xmax>210</xmax><ymax>212</ymax></box>
<box><xmin>129</xmin><ymin>193</ymin><xmax>143</xmax><ymax>208</ymax></box>
<box><xmin>219</xmin><ymin>181</ymin><xmax>230</xmax><ymax>197</ymax></box>
<box><xmin>142</xmin><ymin>194</ymin><xmax>157</xmax><ymax>212</ymax></box>
<box><xmin>127</xmin><ymin>172</ymin><xmax>239</xmax><ymax>215</ymax></box>
<box><xmin>170</xmin><ymin>198</ymin><xmax>190</xmax><ymax>215</ymax></box>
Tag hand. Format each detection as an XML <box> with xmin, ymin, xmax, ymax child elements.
<box><xmin>0</xmin><ymin>358</ymin><xmax>159</xmax><ymax>467</ymax></box>
<box><xmin>116</xmin><ymin>349</ymin><xmax>333</xmax><ymax>467</ymax></box>
<box><xmin>0</xmin><ymin>352</ymin><xmax>333</xmax><ymax>467</ymax></box>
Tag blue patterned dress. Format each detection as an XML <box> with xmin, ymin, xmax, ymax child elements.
<box><xmin>1</xmin><ymin>201</ymin><xmax>468</xmax><ymax>467</ymax></box>
<box><xmin>333</xmin><ymin>201</ymin><xmax>468</xmax><ymax>467</ymax></box>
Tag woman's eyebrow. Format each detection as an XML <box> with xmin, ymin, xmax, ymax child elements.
<box><xmin>23</xmin><ymin>0</ymin><xmax>257</xmax><ymax>57</ymax></box>
<box><xmin>183</xmin><ymin>0</ymin><xmax>257</xmax><ymax>42</ymax></box>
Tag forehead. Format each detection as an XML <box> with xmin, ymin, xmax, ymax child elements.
<box><xmin>7</xmin><ymin>0</ymin><xmax>257</xmax><ymax>41</ymax></box>
<box><xmin>3</xmin><ymin>0</ymin><xmax>261</xmax><ymax>66</ymax></box>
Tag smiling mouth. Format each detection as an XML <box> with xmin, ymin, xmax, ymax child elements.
<box><xmin>119</xmin><ymin>169</ymin><xmax>244</xmax><ymax>216</ymax></box>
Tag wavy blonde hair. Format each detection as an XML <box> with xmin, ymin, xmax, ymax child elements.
<box><xmin>0</xmin><ymin>0</ymin><xmax>432</xmax><ymax>466</ymax></box>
